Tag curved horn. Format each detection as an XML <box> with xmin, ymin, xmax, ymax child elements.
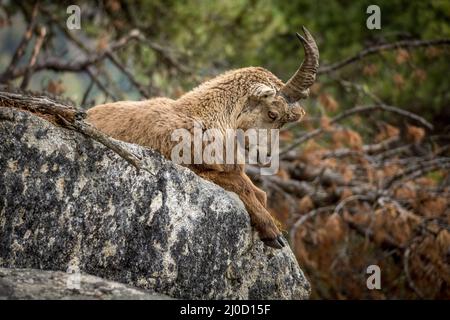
<box><xmin>280</xmin><ymin>26</ymin><xmax>319</xmax><ymax>103</ymax></box>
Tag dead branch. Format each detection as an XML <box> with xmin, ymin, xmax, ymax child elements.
<box><xmin>289</xmin><ymin>206</ymin><xmax>334</xmax><ymax>248</ymax></box>
<box><xmin>384</xmin><ymin>158</ymin><xmax>450</xmax><ymax>189</ymax></box>
<box><xmin>106</xmin><ymin>52</ymin><xmax>152</xmax><ymax>98</ymax></box>
<box><xmin>85</xmin><ymin>68</ymin><xmax>118</xmax><ymax>102</ymax></box>
<box><xmin>7</xmin><ymin>30</ymin><xmax>142</xmax><ymax>80</ymax></box>
<box><xmin>322</xmin><ymin>136</ymin><xmax>399</xmax><ymax>159</ymax></box>
<box><xmin>284</xmin><ymin>162</ymin><xmax>347</xmax><ymax>186</ymax></box>
<box><xmin>39</xmin><ymin>6</ymin><xmax>188</xmax><ymax>96</ymax></box>
<box><xmin>343</xmin><ymin>217</ymin><xmax>404</xmax><ymax>251</ymax></box>
<box><xmin>57</xmin><ymin>115</ymin><xmax>143</xmax><ymax>171</ymax></box>
<box><xmin>0</xmin><ymin>90</ymin><xmax>152</xmax><ymax>174</ymax></box>
<box><xmin>280</xmin><ymin>104</ymin><xmax>433</xmax><ymax>157</ymax></box>
<box><xmin>0</xmin><ymin>2</ymin><xmax>39</xmax><ymax>83</ymax></box>
<box><xmin>403</xmin><ymin>245</ymin><xmax>425</xmax><ymax>298</ymax></box>
<box><xmin>20</xmin><ymin>26</ymin><xmax>47</xmax><ymax>89</ymax></box>
<box><xmin>37</xmin><ymin>8</ymin><xmax>145</xmax><ymax>99</ymax></box>
<box><xmin>0</xmin><ymin>91</ymin><xmax>84</xmax><ymax>122</ymax></box>
<box><xmin>333</xmin><ymin>195</ymin><xmax>372</xmax><ymax>215</ymax></box>
<box><xmin>81</xmin><ymin>78</ymin><xmax>95</xmax><ymax>106</ymax></box>
<box><xmin>319</xmin><ymin>38</ymin><xmax>450</xmax><ymax>74</ymax></box>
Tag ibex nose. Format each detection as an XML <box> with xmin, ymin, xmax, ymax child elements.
<box><xmin>289</xmin><ymin>105</ymin><xmax>306</xmax><ymax>122</ymax></box>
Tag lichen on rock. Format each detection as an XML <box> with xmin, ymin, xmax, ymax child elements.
<box><xmin>0</xmin><ymin>267</ymin><xmax>172</xmax><ymax>300</ymax></box>
<box><xmin>0</xmin><ymin>103</ymin><xmax>310</xmax><ymax>299</ymax></box>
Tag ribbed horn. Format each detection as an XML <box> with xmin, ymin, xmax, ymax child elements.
<box><xmin>280</xmin><ymin>26</ymin><xmax>319</xmax><ymax>103</ymax></box>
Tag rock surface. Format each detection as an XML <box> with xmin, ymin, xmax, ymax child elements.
<box><xmin>0</xmin><ymin>105</ymin><xmax>310</xmax><ymax>299</ymax></box>
<box><xmin>0</xmin><ymin>267</ymin><xmax>172</xmax><ymax>300</ymax></box>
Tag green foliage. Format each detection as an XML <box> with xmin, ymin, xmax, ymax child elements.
<box><xmin>2</xmin><ymin>0</ymin><xmax>448</xmax><ymax>119</ymax></box>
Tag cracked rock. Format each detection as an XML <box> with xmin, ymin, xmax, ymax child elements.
<box><xmin>0</xmin><ymin>105</ymin><xmax>310</xmax><ymax>299</ymax></box>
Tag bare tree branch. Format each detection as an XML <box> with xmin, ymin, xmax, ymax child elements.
<box><xmin>280</xmin><ymin>104</ymin><xmax>433</xmax><ymax>157</ymax></box>
<box><xmin>384</xmin><ymin>158</ymin><xmax>450</xmax><ymax>189</ymax></box>
<box><xmin>289</xmin><ymin>206</ymin><xmax>334</xmax><ymax>248</ymax></box>
<box><xmin>85</xmin><ymin>68</ymin><xmax>118</xmax><ymax>102</ymax></box>
<box><xmin>20</xmin><ymin>26</ymin><xmax>47</xmax><ymax>89</ymax></box>
<box><xmin>0</xmin><ymin>90</ymin><xmax>152</xmax><ymax>173</ymax></box>
<box><xmin>81</xmin><ymin>78</ymin><xmax>95</xmax><ymax>106</ymax></box>
<box><xmin>403</xmin><ymin>245</ymin><xmax>425</xmax><ymax>298</ymax></box>
<box><xmin>0</xmin><ymin>2</ymin><xmax>39</xmax><ymax>83</ymax></box>
<box><xmin>106</xmin><ymin>52</ymin><xmax>152</xmax><ymax>98</ymax></box>
<box><xmin>322</xmin><ymin>136</ymin><xmax>399</xmax><ymax>159</ymax></box>
<box><xmin>8</xmin><ymin>29</ymin><xmax>142</xmax><ymax>79</ymax></box>
<box><xmin>319</xmin><ymin>38</ymin><xmax>450</xmax><ymax>74</ymax></box>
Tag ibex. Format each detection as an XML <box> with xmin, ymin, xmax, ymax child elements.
<box><xmin>87</xmin><ymin>27</ymin><xmax>319</xmax><ymax>249</ymax></box>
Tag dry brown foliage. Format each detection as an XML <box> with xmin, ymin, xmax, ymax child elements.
<box><xmin>250</xmin><ymin>112</ymin><xmax>449</xmax><ymax>299</ymax></box>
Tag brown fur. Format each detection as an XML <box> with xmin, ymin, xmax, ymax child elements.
<box><xmin>87</xmin><ymin>67</ymin><xmax>306</xmax><ymax>248</ymax></box>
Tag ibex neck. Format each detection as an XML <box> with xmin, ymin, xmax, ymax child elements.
<box><xmin>174</xmin><ymin>67</ymin><xmax>283</xmax><ymax>128</ymax></box>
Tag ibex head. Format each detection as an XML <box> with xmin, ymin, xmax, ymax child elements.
<box><xmin>237</xmin><ymin>27</ymin><xmax>319</xmax><ymax>131</ymax></box>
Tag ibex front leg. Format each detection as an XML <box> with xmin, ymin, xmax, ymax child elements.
<box><xmin>198</xmin><ymin>170</ymin><xmax>285</xmax><ymax>249</ymax></box>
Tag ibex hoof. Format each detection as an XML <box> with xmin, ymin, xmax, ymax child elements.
<box><xmin>261</xmin><ymin>235</ymin><xmax>286</xmax><ymax>249</ymax></box>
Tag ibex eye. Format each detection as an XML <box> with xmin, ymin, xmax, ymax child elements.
<box><xmin>268</xmin><ymin>111</ymin><xmax>278</xmax><ymax>120</ymax></box>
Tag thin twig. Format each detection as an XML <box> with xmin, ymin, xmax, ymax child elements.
<box><xmin>289</xmin><ymin>206</ymin><xmax>334</xmax><ymax>249</ymax></box>
<box><xmin>106</xmin><ymin>52</ymin><xmax>151</xmax><ymax>98</ymax></box>
<box><xmin>0</xmin><ymin>2</ymin><xmax>39</xmax><ymax>83</ymax></box>
<box><xmin>20</xmin><ymin>26</ymin><xmax>47</xmax><ymax>89</ymax></box>
<box><xmin>81</xmin><ymin>78</ymin><xmax>95</xmax><ymax>106</ymax></box>
<box><xmin>280</xmin><ymin>104</ymin><xmax>433</xmax><ymax>157</ymax></box>
<box><xmin>322</xmin><ymin>136</ymin><xmax>399</xmax><ymax>159</ymax></box>
<box><xmin>403</xmin><ymin>245</ymin><xmax>425</xmax><ymax>298</ymax></box>
<box><xmin>334</xmin><ymin>195</ymin><xmax>372</xmax><ymax>215</ymax></box>
<box><xmin>85</xmin><ymin>68</ymin><xmax>117</xmax><ymax>102</ymax></box>
<box><xmin>9</xmin><ymin>29</ymin><xmax>142</xmax><ymax>79</ymax></box>
<box><xmin>57</xmin><ymin>115</ymin><xmax>143</xmax><ymax>171</ymax></box>
<box><xmin>384</xmin><ymin>158</ymin><xmax>450</xmax><ymax>189</ymax></box>
<box><xmin>319</xmin><ymin>38</ymin><xmax>450</xmax><ymax>74</ymax></box>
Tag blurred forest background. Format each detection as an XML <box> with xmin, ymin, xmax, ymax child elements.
<box><xmin>0</xmin><ymin>0</ymin><xmax>449</xmax><ymax>299</ymax></box>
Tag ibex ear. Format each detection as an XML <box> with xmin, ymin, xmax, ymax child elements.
<box><xmin>250</xmin><ymin>83</ymin><xmax>276</xmax><ymax>101</ymax></box>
